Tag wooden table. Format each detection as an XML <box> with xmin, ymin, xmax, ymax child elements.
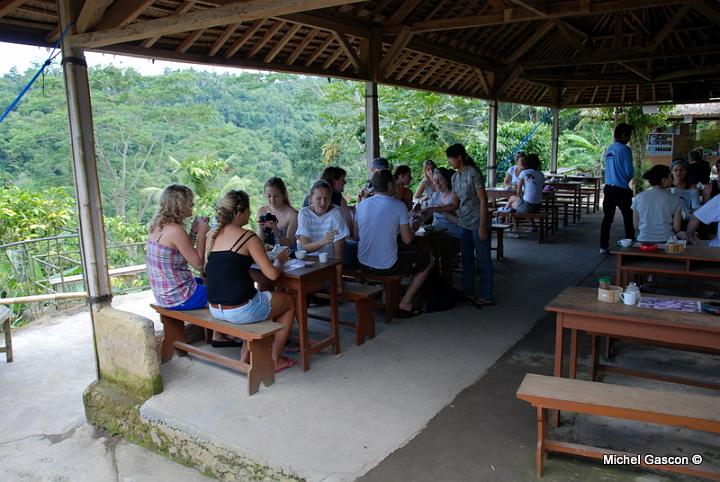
<box><xmin>546</xmin><ymin>286</ymin><xmax>720</xmax><ymax>390</ymax></box>
<box><xmin>486</xmin><ymin>187</ymin><xmax>515</xmax><ymax>208</ymax></box>
<box><xmin>251</xmin><ymin>258</ymin><xmax>340</xmax><ymax>371</ymax></box>
<box><xmin>546</xmin><ymin>181</ymin><xmax>583</xmax><ymax>223</ymax></box>
<box><xmin>562</xmin><ymin>175</ymin><xmax>601</xmax><ymax>213</ymax></box>
<box><xmin>611</xmin><ymin>245</ymin><xmax>720</xmax><ymax>287</ymax></box>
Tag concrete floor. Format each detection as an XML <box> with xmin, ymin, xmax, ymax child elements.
<box><xmin>2</xmin><ymin>209</ymin><xmax>718</xmax><ymax>481</ymax></box>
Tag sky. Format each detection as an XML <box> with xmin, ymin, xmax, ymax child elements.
<box><xmin>0</xmin><ymin>41</ymin><xmax>242</xmax><ymax>76</ymax></box>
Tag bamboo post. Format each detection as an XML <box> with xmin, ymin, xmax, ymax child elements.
<box><xmin>487</xmin><ymin>99</ymin><xmax>498</xmax><ymax>186</ymax></box>
<box><xmin>551</xmin><ymin>107</ymin><xmax>560</xmax><ymax>174</ymax></box>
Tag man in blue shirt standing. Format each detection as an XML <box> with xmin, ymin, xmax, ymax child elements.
<box><xmin>600</xmin><ymin>123</ymin><xmax>636</xmax><ymax>254</ymax></box>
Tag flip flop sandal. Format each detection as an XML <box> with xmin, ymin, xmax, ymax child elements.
<box><xmin>284</xmin><ymin>342</ymin><xmax>301</xmax><ymax>354</ymax></box>
<box><xmin>397</xmin><ymin>308</ymin><xmax>422</xmax><ymax>318</ymax></box>
<box><xmin>274</xmin><ymin>357</ymin><xmax>297</xmax><ymax>374</ymax></box>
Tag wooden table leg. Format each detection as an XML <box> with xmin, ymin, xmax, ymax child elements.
<box><xmin>295</xmin><ymin>283</ymin><xmax>310</xmax><ymax>371</ymax></box>
<box><xmin>247</xmin><ymin>336</ymin><xmax>275</xmax><ymax>395</ymax></box>
<box><xmin>591</xmin><ymin>335</ymin><xmax>600</xmax><ymax>381</ymax></box>
<box><xmin>553</xmin><ymin>314</ymin><xmax>564</xmax><ymax>427</ymax></box>
<box><xmin>160</xmin><ymin>315</ymin><xmax>186</xmax><ymax>362</ymax></box>
<box><xmin>568</xmin><ymin>328</ymin><xmax>578</xmax><ymax>379</ymax></box>
<box><xmin>329</xmin><ymin>271</ymin><xmax>340</xmax><ymax>355</ymax></box>
<box><xmin>615</xmin><ymin>254</ymin><xmax>623</xmax><ymax>286</ymax></box>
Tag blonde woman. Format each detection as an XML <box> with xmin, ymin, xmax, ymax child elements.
<box><xmin>205</xmin><ymin>190</ymin><xmax>296</xmax><ymax>372</ymax></box>
<box><xmin>256</xmin><ymin>177</ymin><xmax>298</xmax><ymax>248</ymax></box>
<box><xmin>413</xmin><ymin>159</ymin><xmax>437</xmax><ymax>201</ymax></box>
<box><xmin>146</xmin><ymin>184</ymin><xmax>209</xmax><ymax>310</ymax></box>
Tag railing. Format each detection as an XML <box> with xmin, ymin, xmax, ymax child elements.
<box><xmin>0</xmin><ymin>233</ymin><xmax>148</xmax><ymax>324</ymax></box>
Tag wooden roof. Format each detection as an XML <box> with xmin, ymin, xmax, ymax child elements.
<box><xmin>2</xmin><ymin>0</ymin><xmax>719</xmax><ymax>107</ymax></box>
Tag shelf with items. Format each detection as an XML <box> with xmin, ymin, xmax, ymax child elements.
<box><xmin>646</xmin><ymin>132</ymin><xmax>674</xmax><ymax>156</ymax></box>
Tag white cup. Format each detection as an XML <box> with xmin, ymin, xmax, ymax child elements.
<box><xmin>620</xmin><ymin>291</ymin><xmax>637</xmax><ymax>305</ymax></box>
<box><xmin>295</xmin><ymin>250</ymin><xmax>307</xmax><ymax>260</ymax></box>
<box><xmin>318</xmin><ymin>252</ymin><xmax>328</xmax><ymax>263</ymax></box>
<box><xmin>617</xmin><ymin>238</ymin><xmax>632</xmax><ymax>248</ymax></box>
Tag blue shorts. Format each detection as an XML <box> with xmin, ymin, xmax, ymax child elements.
<box><xmin>209</xmin><ymin>291</ymin><xmax>273</xmax><ymax>324</ymax></box>
<box><xmin>169</xmin><ymin>278</ymin><xmax>207</xmax><ymax>311</ymax></box>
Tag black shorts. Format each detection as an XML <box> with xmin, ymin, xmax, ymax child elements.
<box><xmin>360</xmin><ymin>247</ymin><xmax>431</xmax><ymax>275</ymax></box>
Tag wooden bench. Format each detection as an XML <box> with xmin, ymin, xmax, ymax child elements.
<box><xmin>343</xmin><ymin>269</ymin><xmax>403</xmax><ymax>323</ymax></box>
<box><xmin>49</xmin><ymin>264</ymin><xmax>147</xmax><ymax>289</ymax></box>
<box><xmin>151</xmin><ymin>304</ymin><xmax>282</xmax><ymax>395</ymax></box>
<box><xmin>517</xmin><ymin>373</ymin><xmax>720</xmax><ymax>480</ymax></box>
<box><xmin>0</xmin><ymin>306</ymin><xmax>12</xmax><ymax>363</ymax></box>
<box><xmin>312</xmin><ymin>281</ymin><xmax>383</xmax><ymax>345</ymax></box>
<box><xmin>491</xmin><ymin>223</ymin><xmax>510</xmax><ymax>260</ymax></box>
<box><xmin>498</xmin><ymin>212</ymin><xmax>551</xmax><ymax>243</ymax></box>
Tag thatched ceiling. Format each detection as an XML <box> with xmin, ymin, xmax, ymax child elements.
<box><xmin>2</xmin><ymin>0</ymin><xmax>719</xmax><ymax>107</ymax></box>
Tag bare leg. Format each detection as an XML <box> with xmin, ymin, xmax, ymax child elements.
<box><xmin>241</xmin><ymin>292</ymin><xmax>295</xmax><ymax>366</ymax></box>
<box><xmin>398</xmin><ymin>256</ymin><xmax>434</xmax><ymax>311</ymax></box>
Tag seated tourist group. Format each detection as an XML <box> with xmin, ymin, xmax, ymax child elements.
<box><xmin>146</xmin><ymin>143</ymin><xmax>500</xmax><ymax>373</ymax></box>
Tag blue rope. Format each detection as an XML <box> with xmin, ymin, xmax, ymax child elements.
<box><xmin>495</xmin><ymin>109</ymin><xmax>552</xmax><ymax>182</ymax></box>
<box><xmin>0</xmin><ymin>22</ymin><xmax>74</xmax><ymax>125</ymax></box>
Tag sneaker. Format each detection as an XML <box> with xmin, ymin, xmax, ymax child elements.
<box><xmin>508</xmin><ymin>232</ymin><xmax>521</xmax><ymax>239</ymax></box>
<box><xmin>599</xmin><ymin>248</ymin><xmax>609</xmax><ymax>255</ymax></box>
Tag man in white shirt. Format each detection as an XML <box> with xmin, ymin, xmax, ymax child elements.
<box><xmin>681</xmin><ymin>194</ymin><xmax>720</xmax><ymax>247</ymax></box>
<box><xmin>355</xmin><ymin>170</ymin><xmax>433</xmax><ymax>317</ymax></box>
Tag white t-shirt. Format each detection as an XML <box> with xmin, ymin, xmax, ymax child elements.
<box><xmin>296</xmin><ymin>205</ymin><xmax>349</xmax><ymax>255</ymax></box>
<box><xmin>693</xmin><ymin>194</ymin><xmax>720</xmax><ymax>247</ymax></box>
<box><xmin>519</xmin><ymin>169</ymin><xmax>544</xmax><ymax>204</ymax></box>
<box><xmin>507</xmin><ymin>166</ymin><xmax>521</xmax><ymax>185</ymax></box>
<box><xmin>631</xmin><ymin>187</ymin><xmax>681</xmax><ymax>242</ymax></box>
<box><xmin>670</xmin><ymin>187</ymin><xmax>700</xmax><ymax>212</ymax></box>
<box><xmin>356</xmin><ymin>194</ymin><xmax>409</xmax><ymax>269</ymax></box>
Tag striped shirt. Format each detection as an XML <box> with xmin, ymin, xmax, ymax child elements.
<box><xmin>296</xmin><ymin>205</ymin><xmax>349</xmax><ymax>255</ymax></box>
<box><xmin>146</xmin><ymin>240</ymin><xmax>196</xmax><ymax>308</ymax></box>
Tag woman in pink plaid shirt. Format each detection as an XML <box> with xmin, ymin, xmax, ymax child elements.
<box><xmin>146</xmin><ymin>185</ymin><xmax>209</xmax><ymax>310</ymax></box>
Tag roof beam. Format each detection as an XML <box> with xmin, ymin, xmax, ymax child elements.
<box><xmin>332</xmin><ymin>31</ymin><xmax>361</xmax><ymax>71</ymax></box>
<box><xmin>655</xmin><ymin>62</ymin><xmax>720</xmax><ymax>81</ymax></box>
<box><xmin>380</xmin><ymin>26</ymin><xmax>413</xmax><ymax>77</ymax></box>
<box><xmin>383</xmin><ymin>0</ymin><xmax>700</xmax><ymax>34</ymax></box>
<box><xmin>70</xmin><ymin>0</ymin><xmax>368</xmax><ymax>49</ymax></box>
<box><xmin>386</xmin><ymin>0</ymin><xmax>423</xmax><ymax>25</ymax></box>
<box><xmin>287</xmin><ymin>27</ymin><xmax>319</xmax><ymax>64</ymax></box>
<box><xmin>93</xmin><ymin>0</ymin><xmax>154</xmax><ymax>31</ymax></box>
<box><xmin>504</xmin><ymin>19</ymin><xmax>554</xmax><ymax>63</ymax></box>
<box><xmin>208</xmin><ymin>21</ymin><xmax>240</xmax><ymax>56</ymax></box>
<box><xmin>280</xmin><ymin>11</ymin><xmax>369</xmax><ymax>37</ymax></box>
<box><xmin>523</xmin><ymin>44</ymin><xmax>720</xmax><ymax>69</ymax></box>
<box><xmin>507</xmin><ymin>0</ymin><xmax>548</xmax><ymax>16</ymax></box>
<box><xmin>0</xmin><ymin>0</ymin><xmax>26</xmax><ymax>18</ymax></box>
<box><xmin>647</xmin><ymin>4</ymin><xmax>690</xmax><ymax>50</ymax></box>
<box><xmin>223</xmin><ymin>19</ymin><xmax>265</xmax><ymax>58</ymax></box>
<box><xmin>407</xmin><ymin>36</ymin><xmax>497</xmax><ymax>72</ymax></box>
<box><xmin>145</xmin><ymin>1</ymin><xmax>196</xmax><ymax>49</ymax></box>
<box><xmin>76</xmin><ymin>0</ymin><xmax>114</xmax><ymax>33</ymax></box>
<box><xmin>617</xmin><ymin>61</ymin><xmax>651</xmax><ymax>80</ymax></box>
<box><xmin>264</xmin><ymin>23</ymin><xmax>302</xmax><ymax>63</ymax></box>
<box><xmin>552</xmin><ymin>18</ymin><xmax>589</xmax><ymax>51</ymax></box>
<box><xmin>692</xmin><ymin>1</ymin><xmax>720</xmax><ymax>26</ymax></box>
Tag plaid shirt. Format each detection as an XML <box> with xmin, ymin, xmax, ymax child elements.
<box><xmin>452</xmin><ymin>165</ymin><xmax>485</xmax><ymax>229</ymax></box>
<box><xmin>146</xmin><ymin>240</ymin><xmax>196</xmax><ymax>307</ymax></box>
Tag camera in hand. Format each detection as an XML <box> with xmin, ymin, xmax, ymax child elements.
<box><xmin>258</xmin><ymin>213</ymin><xmax>279</xmax><ymax>245</ymax></box>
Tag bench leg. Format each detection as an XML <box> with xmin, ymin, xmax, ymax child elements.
<box><xmin>160</xmin><ymin>315</ymin><xmax>186</xmax><ymax>362</ymax></box>
<box><xmin>536</xmin><ymin>407</ymin><xmax>548</xmax><ymax>478</ymax></box>
<box><xmin>355</xmin><ymin>298</ymin><xmax>375</xmax><ymax>345</ymax></box>
<box><xmin>246</xmin><ymin>336</ymin><xmax>275</xmax><ymax>396</ymax></box>
<box><xmin>385</xmin><ymin>279</ymin><xmax>400</xmax><ymax>323</ymax></box>
<box><xmin>3</xmin><ymin>319</ymin><xmax>12</xmax><ymax>363</ymax></box>
<box><xmin>568</xmin><ymin>329</ymin><xmax>578</xmax><ymax>379</ymax></box>
<box><xmin>496</xmin><ymin>231</ymin><xmax>504</xmax><ymax>260</ymax></box>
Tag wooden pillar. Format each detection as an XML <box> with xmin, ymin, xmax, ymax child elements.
<box><xmin>58</xmin><ymin>0</ymin><xmax>112</xmax><ymax>310</ymax></box>
<box><xmin>365</xmin><ymin>81</ymin><xmax>380</xmax><ymax>172</ymax></box>
<box><xmin>551</xmin><ymin>107</ymin><xmax>560</xmax><ymax>174</ymax></box>
<box><xmin>487</xmin><ymin>99</ymin><xmax>498</xmax><ymax>187</ymax></box>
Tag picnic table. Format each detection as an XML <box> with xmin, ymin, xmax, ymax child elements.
<box><xmin>545</xmin><ymin>286</ymin><xmax>720</xmax><ymax>390</ymax></box>
<box><xmin>562</xmin><ymin>174</ymin><xmax>601</xmax><ymax>213</ymax></box>
<box><xmin>251</xmin><ymin>257</ymin><xmax>341</xmax><ymax>371</ymax></box>
<box><xmin>611</xmin><ymin>245</ymin><xmax>720</xmax><ymax>287</ymax></box>
<box><xmin>545</xmin><ymin>181</ymin><xmax>583</xmax><ymax>223</ymax></box>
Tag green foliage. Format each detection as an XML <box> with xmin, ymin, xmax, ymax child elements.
<box><xmin>0</xmin><ymin>186</ymin><xmax>75</xmax><ymax>243</ymax></box>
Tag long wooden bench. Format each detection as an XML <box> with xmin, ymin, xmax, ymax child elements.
<box><xmin>311</xmin><ymin>281</ymin><xmax>383</xmax><ymax>345</ymax></box>
<box><xmin>343</xmin><ymin>269</ymin><xmax>403</xmax><ymax>323</ymax></box>
<box><xmin>517</xmin><ymin>374</ymin><xmax>720</xmax><ymax>480</ymax></box>
<box><xmin>498</xmin><ymin>211</ymin><xmax>551</xmax><ymax>243</ymax></box>
<box><xmin>151</xmin><ymin>304</ymin><xmax>282</xmax><ymax>395</ymax></box>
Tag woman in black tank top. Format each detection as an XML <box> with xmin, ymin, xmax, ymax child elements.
<box><xmin>205</xmin><ymin>190</ymin><xmax>297</xmax><ymax>373</ymax></box>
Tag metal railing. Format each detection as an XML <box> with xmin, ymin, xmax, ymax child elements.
<box><xmin>0</xmin><ymin>233</ymin><xmax>148</xmax><ymax>321</ymax></box>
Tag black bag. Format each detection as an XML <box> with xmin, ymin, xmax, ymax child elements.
<box><xmin>422</xmin><ymin>267</ymin><xmax>460</xmax><ymax>312</ymax></box>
